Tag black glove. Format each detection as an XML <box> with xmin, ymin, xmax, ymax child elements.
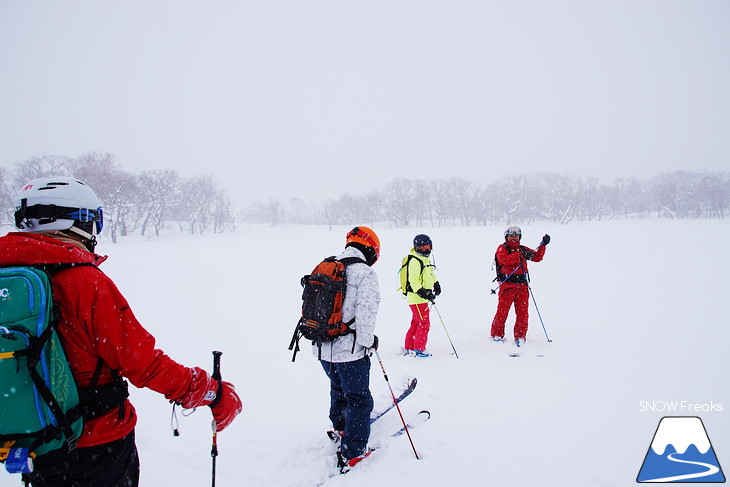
<box><xmin>367</xmin><ymin>335</ymin><xmax>379</xmax><ymax>356</ymax></box>
<box><xmin>541</xmin><ymin>234</ymin><xmax>551</xmax><ymax>246</ymax></box>
<box><xmin>433</xmin><ymin>281</ymin><xmax>442</xmax><ymax>296</ymax></box>
<box><xmin>522</xmin><ymin>250</ymin><xmax>535</xmax><ymax>260</ymax></box>
<box><xmin>416</xmin><ymin>288</ymin><xmax>436</xmax><ymax>303</ymax></box>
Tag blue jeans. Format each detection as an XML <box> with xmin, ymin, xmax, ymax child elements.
<box><xmin>320</xmin><ymin>357</ymin><xmax>374</xmax><ymax>459</ymax></box>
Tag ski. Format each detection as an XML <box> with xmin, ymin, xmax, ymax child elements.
<box><xmin>326</xmin><ymin>377</ymin><xmax>417</xmax><ymax>442</ymax></box>
<box><xmin>386</xmin><ymin>410</ymin><xmax>431</xmax><ymax>439</ymax></box>
<box><xmin>355</xmin><ymin>411</ymin><xmax>431</xmax><ymax>468</ymax></box>
<box><xmin>370</xmin><ymin>376</ymin><xmax>417</xmax><ymax>424</ymax></box>
<box><xmin>316</xmin><ymin>410</ymin><xmax>430</xmax><ymax>484</ymax></box>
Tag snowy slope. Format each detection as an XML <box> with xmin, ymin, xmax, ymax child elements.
<box><xmin>2</xmin><ymin>219</ymin><xmax>728</xmax><ymax>487</ymax></box>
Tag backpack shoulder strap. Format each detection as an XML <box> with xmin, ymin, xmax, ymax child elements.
<box><xmin>494</xmin><ymin>244</ymin><xmax>510</xmax><ymax>282</ymax></box>
<box><xmin>32</xmin><ymin>262</ymin><xmax>97</xmax><ymax>275</ymax></box>
<box><xmin>36</xmin><ymin>263</ymin><xmax>129</xmax><ymax>422</ymax></box>
<box><xmin>401</xmin><ymin>254</ymin><xmax>425</xmax><ymax>293</ymax></box>
<box><xmin>338</xmin><ymin>256</ymin><xmax>367</xmax><ymax>266</ymax></box>
<box><xmin>401</xmin><ymin>253</ymin><xmax>425</xmax><ymax>270</ymax></box>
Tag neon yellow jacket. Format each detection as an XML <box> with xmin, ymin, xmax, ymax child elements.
<box><xmin>403</xmin><ymin>249</ymin><xmax>438</xmax><ymax>305</ymax></box>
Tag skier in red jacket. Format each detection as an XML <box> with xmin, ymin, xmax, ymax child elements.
<box><xmin>490</xmin><ymin>226</ymin><xmax>550</xmax><ymax>345</ymax></box>
<box><xmin>1</xmin><ymin>176</ymin><xmax>242</xmax><ymax>487</ymax></box>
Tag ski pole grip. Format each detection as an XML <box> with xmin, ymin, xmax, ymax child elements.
<box><xmin>212</xmin><ymin>351</ymin><xmax>222</xmax><ymax>381</ymax></box>
<box><xmin>209</xmin><ymin>351</ymin><xmax>223</xmax><ymax>409</ymax></box>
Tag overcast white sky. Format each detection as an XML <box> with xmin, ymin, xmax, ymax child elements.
<box><xmin>1</xmin><ymin>1</ymin><xmax>728</xmax><ymax>205</ymax></box>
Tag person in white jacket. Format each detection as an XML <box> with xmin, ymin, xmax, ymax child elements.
<box><xmin>316</xmin><ymin>226</ymin><xmax>381</xmax><ymax>473</ymax></box>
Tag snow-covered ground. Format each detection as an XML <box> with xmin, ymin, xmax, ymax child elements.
<box><xmin>2</xmin><ymin>219</ymin><xmax>728</xmax><ymax>486</ymax></box>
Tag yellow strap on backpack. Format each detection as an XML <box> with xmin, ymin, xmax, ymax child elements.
<box><xmin>0</xmin><ymin>441</ymin><xmax>15</xmax><ymax>462</ymax></box>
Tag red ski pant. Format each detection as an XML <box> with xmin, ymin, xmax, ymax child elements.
<box><xmin>404</xmin><ymin>303</ymin><xmax>431</xmax><ymax>352</ymax></box>
<box><xmin>490</xmin><ymin>285</ymin><xmax>530</xmax><ymax>340</ymax></box>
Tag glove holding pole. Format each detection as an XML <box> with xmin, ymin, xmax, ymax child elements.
<box><xmin>208</xmin><ymin>351</ymin><xmax>243</xmax><ymax>487</ymax></box>
<box><xmin>416</xmin><ymin>287</ymin><xmax>436</xmax><ymax>304</ymax></box>
<box><xmin>169</xmin><ymin>353</ymin><xmax>242</xmax><ymax>487</ymax></box>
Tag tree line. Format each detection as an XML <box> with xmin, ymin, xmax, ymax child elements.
<box><xmin>243</xmin><ymin>170</ymin><xmax>730</xmax><ymax>227</ymax></box>
<box><xmin>0</xmin><ymin>152</ymin><xmax>235</xmax><ymax>242</ymax></box>
<box><xmin>2</xmin><ymin>153</ymin><xmax>728</xmax><ymax>243</ymax></box>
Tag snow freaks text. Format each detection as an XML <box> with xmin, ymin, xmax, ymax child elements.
<box><xmin>639</xmin><ymin>401</ymin><xmax>724</xmax><ymax>413</ymax></box>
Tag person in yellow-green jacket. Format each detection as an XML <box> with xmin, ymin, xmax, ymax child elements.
<box><xmin>400</xmin><ymin>234</ymin><xmax>440</xmax><ymax>358</ymax></box>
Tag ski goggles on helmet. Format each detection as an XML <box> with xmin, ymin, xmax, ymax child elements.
<box><xmin>505</xmin><ymin>226</ymin><xmax>522</xmax><ymax>237</ymax></box>
<box><xmin>15</xmin><ymin>202</ymin><xmax>104</xmax><ymax>234</ymax></box>
<box><xmin>415</xmin><ymin>243</ymin><xmax>432</xmax><ymax>253</ymax></box>
<box><xmin>71</xmin><ymin>207</ymin><xmax>104</xmax><ymax>234</ymax></box>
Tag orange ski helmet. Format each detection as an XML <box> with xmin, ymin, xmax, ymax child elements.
<box><xmin>346</xmin><ymin>226</ymin><xmax>380</xmax><ymax>265</ymax></box>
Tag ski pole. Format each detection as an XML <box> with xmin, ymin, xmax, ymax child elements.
<box><xmin>431</xmin><ymin>303</ymin><xmax>459</xmax><ymax>359</ymax></box>
<box><xmin>211</xmin><ymin>351</ymin><xmax>222</xmax><ymax>487</ymax></box>
<box><xmin>490</xmin><ymin>265</ymin><xmax>520</xmax><ymax>294</ymax></box>
<box><xmin>373</xmin><ymin>350</ymin><xmax>420</xmax><ymax>460</ymax></box>
<box><xmin>526</xmin><ymin>282</ymin><xmax>552</xmax><ymax>342</ymax></box>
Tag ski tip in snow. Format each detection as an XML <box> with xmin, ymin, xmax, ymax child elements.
<box><xmin>508</xmin><ymin>352</ymin><xmax>546</xmax><ymax>358</ymax></box>
<box><xmin>388</xmin><ymin>410</ymin><xmax>431</xmax><ymax>439</ymax></box>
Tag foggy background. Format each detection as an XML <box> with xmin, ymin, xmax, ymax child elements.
<box><xmin>1</xmin><ymin>1</ymin><xmax>728</xmax><ymax>209</ymax></box>
<box><xmin>0</xmin><ymin>154</ymin><xmax>727</xmax><ymax>244</ymax></box>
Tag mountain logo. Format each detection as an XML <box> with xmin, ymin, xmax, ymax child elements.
<box><xmin>637</xmin><ymin>416</ymin><xmax>725</xmax><ymax>483</ymax></box>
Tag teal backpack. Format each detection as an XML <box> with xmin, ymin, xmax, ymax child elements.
<box><xmin>0</xmin><ymin>266</ymin><xmax>87</xmax><ymax>474</ymax></box>
<box><xmin>0</xmin><ymin>266</ymin><xmax>84</xmax><ymax>473</ymax></box>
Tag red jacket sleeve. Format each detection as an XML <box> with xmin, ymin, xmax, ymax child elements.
<box><xmin>53</xmin><ymin>266</ymin><xmax>194</xmax><ymax>402</ymax></box>
<box><xmin>528</xmin><ymin>244</ymin><xmax>546</xmax><ymax>263</ymax></box>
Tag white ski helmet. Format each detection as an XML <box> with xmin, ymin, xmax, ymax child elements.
<box><xmin>504</xmin><ymin>226</ymin><xmax>522</xmax><ymax>239</ymax></box>
<box><xmin>14</xmin><ymin>176</ymin><xmax>104</xmax><ymax>242</ymax></box>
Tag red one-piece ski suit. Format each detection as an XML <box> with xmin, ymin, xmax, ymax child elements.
<box><xmin>490</xmin><ymin>239</ymin><xmax>545</xmax><ymax>341</ymax></box>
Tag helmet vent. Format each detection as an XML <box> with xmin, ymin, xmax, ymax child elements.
<box><xmin>39</xmin><ymin>181</ymin><xmax>70</xmax><ymax>190</ymax></box>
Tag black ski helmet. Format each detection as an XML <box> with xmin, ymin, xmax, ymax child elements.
<box><xmin>413</xmin><ymin>234</ymin><xmax>432</xmax><ymax>256</ymax></box>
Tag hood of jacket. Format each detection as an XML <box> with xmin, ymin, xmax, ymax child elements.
<box><xmin>0</xmin><ymin>232</ymin><xmax>107</xmax><ymax>267</ymax></box>
<box><xmin>504</xmin><ymin>239</ymin><xmax>522</xmax><ymax>250</ymax></box>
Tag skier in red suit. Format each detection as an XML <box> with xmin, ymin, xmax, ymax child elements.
<box><xmin>490</xmin><ymin>226</ymin><xmax>550</xmax><ymax>345</ymax></box>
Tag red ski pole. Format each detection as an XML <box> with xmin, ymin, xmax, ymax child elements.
<box><xmin>373</xmin><ymin>350</ymin><xmax>420</xmax><ymax>460</ymax></box>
